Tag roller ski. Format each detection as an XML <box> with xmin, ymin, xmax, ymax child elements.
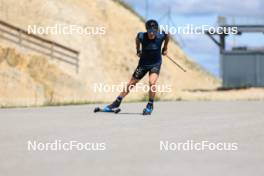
<box><xmin>94</xmin><ymin>107</ymin><xmax>121</xmax><ymax>114</ymax></box>
<box><xmin>94</xmin><ymin>97</ymin><xmax>122</xmax><ymax>114</ymax></box>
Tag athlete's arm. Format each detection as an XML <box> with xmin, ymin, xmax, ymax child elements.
<box><xmin>162</xmin><ymin>33</ymin><xmax>170</xmax><ymax>56</ymax></box>
<box><xmin>136</xmin><ymin>34</ymin><xmax>141</xmax><ymax>57</ymax></box>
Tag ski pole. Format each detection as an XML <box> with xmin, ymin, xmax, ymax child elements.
<box><xmin>166</xmin><ymin>55</ymin><xmax>187</xmax><ymax>72</ymax></box>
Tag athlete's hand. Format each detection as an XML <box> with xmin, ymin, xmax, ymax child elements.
<box><xmin>162</xmin><ymin>47</ymin><xmax>167</xmax><ymax>56</ymax></box>
<box><xmin>136</xmin><ymin>50</ymin><xmax>142</xmax><ymax>57</ymax></box>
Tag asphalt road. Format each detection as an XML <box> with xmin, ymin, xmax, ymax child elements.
<box><xmin>0</xmin><ymin>102</ymin><xmax>264</xmax><ymax>176</ymax></box>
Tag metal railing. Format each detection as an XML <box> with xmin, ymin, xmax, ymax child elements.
<box><xmin>218</xmin><ymin>16</ymin><xmax>264</xmax><ymax>26</ymax></box>
<box><xmin>0</xmin><ymin>20</ymin><xmax>80</xmax><ymax>73</ymax></box>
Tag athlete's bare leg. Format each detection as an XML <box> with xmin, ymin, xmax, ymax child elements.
<box><xmin>119</xmin><ymin>77</ymin><xmax>139</xmax><ymax>98</ymax></box>
<box><xmin>148</xmin><ymin>73</ymin><xmax>159</xmax><ymax>100</ymax></box>
<box><xmin>143</xmin><ymin>72</ymin><xmax>159</xmax><ymax>115</ymax></box>
<box><xmin>106</xmin><ymin>77</ymin><xmax>139</xmax><ymax>109</ymax></box>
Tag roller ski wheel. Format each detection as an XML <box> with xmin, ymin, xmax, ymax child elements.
<box><xmin>94</xmin><ymin>107</ymin><xmax>121</xmax><ymax>114</ymax></box>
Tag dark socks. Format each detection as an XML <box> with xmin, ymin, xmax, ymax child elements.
<box><xmin>148</xmin><ymin>98</ymin><xmax>154</xmax><ymax>104</ymax></box>
<box><xmin>117</xmin><ymin>96</ymin><xmax>123</xmax><ymax>102</ymax></box>
<box><xmin>147</xmin><ymin>98</ymin><xmax>154</xmax><ymax>109</ymax></box>
<box><xmin>107</xmin><ymin>96</ymin><xmax>123</xmax><ymax>109</ymax></box>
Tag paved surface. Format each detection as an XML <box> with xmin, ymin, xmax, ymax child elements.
<box><xmin>0</xmin><ymin>102</ymin><xmax>264</xmax><ymax>176</ymax></box>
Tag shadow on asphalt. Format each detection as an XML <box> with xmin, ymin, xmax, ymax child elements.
<box><xmin>117</xmin><ymin>112</ymin><xmax>143</xmax><ymax>115</ymax></box>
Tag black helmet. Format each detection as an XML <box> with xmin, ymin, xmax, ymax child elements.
<box><xmin>145</xmin><ymin>19</ymin><xmax>159</xmax><ymax>32</ymax></box>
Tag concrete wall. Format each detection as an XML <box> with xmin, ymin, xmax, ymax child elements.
<box><xmin>221</xmin><ymin>51</ymin><xmax>264</xmax><ymax>88</ymax></box>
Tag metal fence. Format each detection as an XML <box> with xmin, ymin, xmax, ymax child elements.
<box><xmin>0</xmin><ymin>20</ymin><xmax>80</xmax><ymax>73</ymax></box>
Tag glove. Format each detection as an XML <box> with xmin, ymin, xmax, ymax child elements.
<box><xmin>137</xmin><ymin>49</ymin><xmax>142</xmax><ymax>57</ymax></box>
<box><xmin>162</xmin><ymin>47</ymin><xmax>167</xmax><ymax>55</ymax></box>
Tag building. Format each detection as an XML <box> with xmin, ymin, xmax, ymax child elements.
<box><xmin>206</xmin><ymin>16</ymin><xmax>264</xmax><ymax>88</ymax></box>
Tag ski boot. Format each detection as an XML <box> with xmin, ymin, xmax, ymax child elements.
<box><xmin>143</xmin><ymin>102</ymin><xmax>153</xmax><ymax>115</ymax></box>
<box><xmin>103</xmin><ymin>98</ymin><xmax>121</xmax><ymax>112</ymax></box>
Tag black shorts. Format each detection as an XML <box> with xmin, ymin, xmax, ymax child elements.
<box><xmin>132</xmin><ymin>65</ymin><xmax>161</xmax><ymax>80</ymax></box>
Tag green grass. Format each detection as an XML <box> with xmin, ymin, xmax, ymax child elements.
<box><xmin>0</xmin><ymin>99</ymin><xmax>142</xmax><ymax>109</ymax></box>
<box><xmin>0</xmin><ymin>96</ymin><xmax>169</xmax><ymax>109</ymax></box>
<box><xmin>0</xmin><ymin>101</ymin><xmax>103</xmax><ymax>109</ymax></box>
